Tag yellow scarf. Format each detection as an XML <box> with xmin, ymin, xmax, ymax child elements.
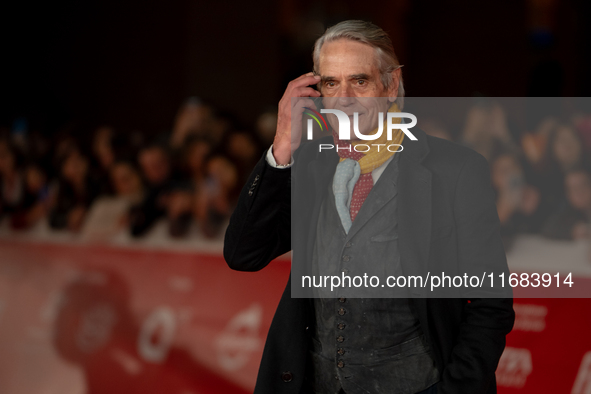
<box><xmin>341</xmin><ymin>102</ymin><xmax>405</xmax><ymax>173</ymax></box>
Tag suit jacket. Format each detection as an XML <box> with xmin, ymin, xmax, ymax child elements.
<box><xmin>224</xmin><ymin>129</ymin><xmax>515</xmax><ymax>394</ymax></box>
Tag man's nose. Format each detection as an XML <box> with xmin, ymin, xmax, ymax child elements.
<box><xmin>336</xmin><ymin>85</ymin><xmax>356</xmax><ymax>106</ymax></box>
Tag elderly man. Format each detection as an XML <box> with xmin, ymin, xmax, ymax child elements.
<box><xmin>224</xmin><ymin>20</ymin><xmax>514</xmax><ymax>394</ymax></box>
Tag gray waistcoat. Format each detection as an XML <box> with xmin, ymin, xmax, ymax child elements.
<box><xmin>307</xmin><ymin>157</ymin><xmax>439</xmax><ymax>394</ymax></box>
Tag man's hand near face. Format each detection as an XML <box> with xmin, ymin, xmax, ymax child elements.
<box><xmin>272</xmin><ymin>72</ymin><xmax>321</xmax><ymax>165</ymax></box>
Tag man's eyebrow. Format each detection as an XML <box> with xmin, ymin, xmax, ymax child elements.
<box><xmin>319</xmin><ymin>74</ymin><xmax>371</xmax><ymax>83</ymax></box>
<box><xmin>349</xmin><ymin>73</ymin><xmax>371</xmax><ymax>80</ymax></box>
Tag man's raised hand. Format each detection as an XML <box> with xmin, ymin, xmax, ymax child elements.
<box><xmin>272</xmin><ymin>72</ymin><xmax>321</xmax><ymax>165</ymax></box>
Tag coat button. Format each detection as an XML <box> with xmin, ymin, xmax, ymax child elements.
<box><xmin>337</xmin><ymin>323</ymin><xmax>345</xmax><ymax>330</ymax></box>
<box><xmin>336</xmin><ymin>335</ymin><xmax>344</xmax><ymax>343</ymax></box>
<box><xmin>337</xmin><ymin>360</ymin><xmax>345</xmax><ymax>368</ymax></box>
<box><xmin>339</xmin><ymin>297</ymin><xmax>346</xmax><ymax>303</ymax></box>
<box><xmin>345</xmin><ymin>242</ymin><xmax>352</xmax><ymax>247</ymax></box>
<box><xmin>337</xmin><ymin>348</ymin><xmax>345</xmax><ymax>355</ymax></box>
<box><xmin>281</xmin><ymin>371</ymin><xmax>293</xmax><ymax>382</ymax></box>
<box><xmin>342</xmin><ymin>255</ymin><xmax>350</xmax><ymax>262</ymax></box>
<box><xmin>338</xmin><ymin>308</ymin><xmax>346</xmax><ymax>316</ymax></box>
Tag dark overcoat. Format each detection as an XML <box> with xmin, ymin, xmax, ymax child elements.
<box><xmin>224</xmin><ymin>129</ymin><xmax>515</xmax><ymax>394</ymax></box>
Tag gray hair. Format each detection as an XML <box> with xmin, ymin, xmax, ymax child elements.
<box><xmin>313</xmin><ymin>20</ymin><xmax>405</xmax><ymax>108</ymax></box>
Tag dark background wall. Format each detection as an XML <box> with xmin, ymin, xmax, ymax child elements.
<box><xmin>1</xmin><ymin>0</ymin><xmax>590</xmax><ymax>136</ymax></box>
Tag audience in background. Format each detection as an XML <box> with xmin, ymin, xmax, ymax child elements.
<box><xmin>194</xmin><ymin>155</ymin><xmax>239</xmax><ymax>238</ymax></box>
<box><xmin>91</xmin><ymin>126</ymin><xmax>117</xmax><ymax>195</ymax></box>
<box><xmin>169</xmin><ymin>97</ymin><xmax>230</xmax><ymax>150</ymax></box>
<box><xmin>10</xmin><ymin>163</ymin><xmax>53</xmax><ymax>230</ymax></box>
<box><xmin>0</xmin><ymin>140</ymin><xmax>23</xmax><ymax>217</ymax></box>
<box><xmin>128</xmin><ymin>144</ymin><xmax>176</xmax><ymax>237</ymax></box>
<box><xmin>0</xmin><ymin>98</ymin><xmax>589</xmax><ymax>248</ymax></box>
<box><xmin>49</xmin><ymin>147</ymin><xmax>100</xmax><ymax>232</ymax></box>
<box><xmin>520</xmin><ymin>118</ymin><xmax>562</xmax><ymax>213</ymax></box>
<box><xmin>181</xmin><ymin>136</ymin><xmax>212</xmax><ymax>186</ymax></box>
<box><xmin>490</xmin><ymin>152</ymin><xmax>542</xmax><ymax>248</ymax></box>
<box><xmin>223</xmin><ymin>130</ymin><xmax>261</xmax><ymax>186</ymax></box>
<box><xmin>550</xmin><ymin>124</ymin><xmax>586</xmax><ymax>173</ymax></box>
<box><xmin>255</xmin><ymin>110</ymin><xmax>279</xmax><ymax>147</ymax></box>
<box><xmin>81</xmin><ymin>161</ymin><xmax>144</xmax><ymax>242</ymax></box>
<box><xmin>542</xmin><ymin>167</ymin><xmax>591</xmax><ymax>240</ymax></box>
<box><xmin>461</xmin><ymin>99</ymin><xmax>518</xmax><ymax>161</ymax></box>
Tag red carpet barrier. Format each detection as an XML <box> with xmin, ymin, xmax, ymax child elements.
<box><xmin>0</xmin><ymin>239</ymin><xmax>589</xmax><ymax>393</ymax></box>
<box><xmin>0</xmin><ymin>239</ymin><xmax>289</xmax><ymax>394</ymax></box>
<box><xmin>498</xmin><ymin>297</ymin><xmax>591</xmax><ymax>393</ymax></box>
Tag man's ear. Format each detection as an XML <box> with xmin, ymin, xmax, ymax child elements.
<box><xmin>388</xmin><ymin>68</ymin><xmax>402</xmax><ymax>102</ymax></box>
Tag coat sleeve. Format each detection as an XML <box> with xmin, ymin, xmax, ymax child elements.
<box><xmin>438</xmin><ymin>152</ymin><xmax>515</xmax><ymax>394</ymax></box>
<box><xmin>223</xmin><ymin>150</ymin><xmax>292</xmax><ymax>272</ymax></box>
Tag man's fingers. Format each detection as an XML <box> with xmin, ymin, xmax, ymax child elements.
<box><xmin>295</xmin><ymin>72</ymin><xmax>319</xmax><ymax>82</ymax></box>
<box><xmin>292</xmin><ymin>98</ymin><xmax>317</xmax><ymax>115</ymax></box>
<box><xmin>288</xmin><ymin>73</ymin><xmax>321</xmax><ymax>90</ymax></box>
<box><xmin>294</xmin><ymin>71</ymin><xmax>315</xmax><ymax>81</ymax></box>
<box><xmin>297</xmin><ymin>99</ymin><xmax>316</xmax><ymax>109</ymax></box>
<box><xmin>298</xmin><ymin>87</ymin><xmax>322</xmax><ymax>97</ymax></box>
<box><xmin>290</xmin><ymin>88</ymin><xmax>321</xmax><ymax>103</ymax></box>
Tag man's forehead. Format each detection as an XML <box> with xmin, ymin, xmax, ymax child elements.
<box><xmin>317</xmin><ymin>39</ymin><xmax>378</xmax><ymax>76</ymax></box>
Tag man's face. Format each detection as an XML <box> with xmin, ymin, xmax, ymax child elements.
<box><xmin>317</xmin><ymin>39</ymin><xmax>400</xmax><ymax>137</ymax></box>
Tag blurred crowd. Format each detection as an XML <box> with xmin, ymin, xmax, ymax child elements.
<box><xmin>421</xmin><ymin>99</ymin><xmax>591</xmax><ymax>250</ymax></box>
<box><xmin>0</xmin><ymin>98</ymin><xmax>277</xmax><ymax>241</ymax></box>
<box><xmin>1</xmin><ymin>98</ymin><xmax>591</xmax><ymax>250</ymax></box>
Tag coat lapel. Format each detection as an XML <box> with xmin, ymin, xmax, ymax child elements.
<box><xmin>305</xmin><ymin>147</ymin><xmax>339</xmax><ymax>263</ymax></box>
<box><xmin>397</xmin><ymin>130</ymin><xmax>433</xmax><ymax>348</ymax></box>
<box><xmin>397</xmin><ymin>129</ymin><xmax>432</xmax><ymax>296</ymax></box>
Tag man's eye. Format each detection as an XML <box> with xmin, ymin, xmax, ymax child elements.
<box><xmin>325</xmin><ymin>81</ymin><xmax>335</xmax><ymax>88</ymax></box>
<box><xmin>357</xmin><ymin>80</ymin><xmax>366</xmax><ymax>85</ymax></box>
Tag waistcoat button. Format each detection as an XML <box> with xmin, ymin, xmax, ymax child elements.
<box><xmin>281</xmin><ymin>371</ymin><xmax>293</xmax><ymax>382</ymax></box>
